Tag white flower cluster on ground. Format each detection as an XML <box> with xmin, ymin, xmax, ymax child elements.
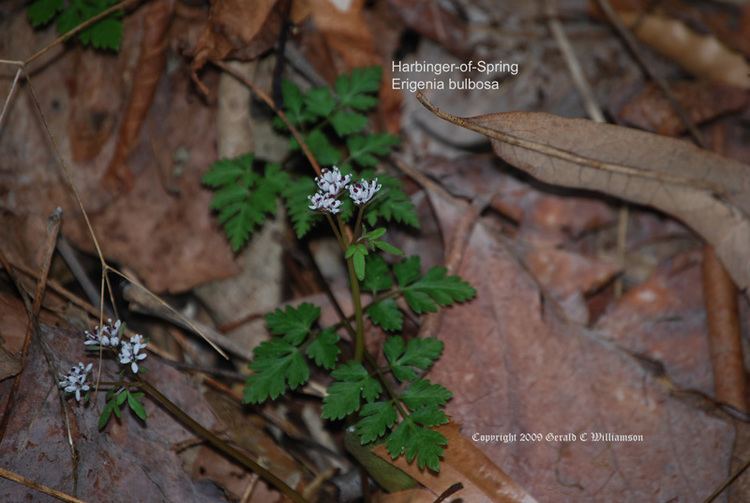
<box><xmin>58</xmin><ymin>362</ymin><xmax>92</xmax><ymax>402</ymax></box>
<box><xmin>59</xmin><ymin>319</ymin><xmax>149</xmax><ymax>401</ymax></box>
<box><xmin>308</xmin><ymin>166</ymin><xmax>381</xmax><ymax>214</ymax></box>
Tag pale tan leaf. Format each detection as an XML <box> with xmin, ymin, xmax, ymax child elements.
<box><xmin>418</xmin><ymin>94</ymin><xmax>750</xmax><ymax>290</ymax></box>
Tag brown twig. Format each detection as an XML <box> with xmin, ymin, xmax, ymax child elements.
<box><xmin>213</xmin><ymin>60</ymin><xmax>322</xmax><ymax>176</ymax></box>
<box><xmin>0</xmin><ymin>467</ymin><xmax>85</xmax><ymax>503</ymax></box>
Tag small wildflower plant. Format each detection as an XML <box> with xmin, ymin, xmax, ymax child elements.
<box><xmin>59</xmin><ymin>318</ymin><xmax>149</xmax><ymax>429</ymax></box>
<box><xmin>203</xmin><ymin>67</ymin><xmax>477</xmax><ymax>472</ymax></box>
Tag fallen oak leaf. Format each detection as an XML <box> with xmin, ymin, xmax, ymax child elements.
<box><xmin>373</xmin><ymin>422</ymin><xmax>538</xmax><ymax>503</ymax></box>
<box><xmin>416</xmin><ymin>92</ymin><xmax>750</xmax><ymax>291</ymax></box>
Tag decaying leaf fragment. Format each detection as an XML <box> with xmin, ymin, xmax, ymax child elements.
<box><xmin>418</xmin><ymin>93</ymin><xmax>750</xmax><ymax>291</ymax></box>
<box><xmin>191</xmin><ymin>0</ymin><xmax>286</xmax><ymax>93</ymax></box>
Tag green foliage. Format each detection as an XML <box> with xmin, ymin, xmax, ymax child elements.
<box><xmin>346</xmin><ymin>243</ymin><xmax>369</xmax><ymax>281</ymax></box>
<box><xmin>346</xmin><ymin>134</ymin><xmax>400</xmax><ymax>168</ymax></box>
<box><xmin>99</xmin><ymin>389</ymin><xmax>146</xmax><ymax>429</ymax></box>
<box><xmin>322</xmin><ymin>362</ymin><xmax>382</xmax><ymax>420</ymax></box>
<box><xmin>202</xmin><ymin>154</ymin><xmax>288</xmax><ymax>252</ymax></box>
<box><xmin>362</xmin><ymin>255</ymin><xmax>392</xmax><ymax>293</ymax></box>
<box><xmin>366</xmin><ymin>298</ymin><xmax>403</xmax><ymax>332</ymax></box>
<box><xmin>201</xmin><ymin>66</ymin><xmax>480</xmax><ymax>473</ymax></box>
<box><xmin>356</xmin><ymin>401</ymin><xmax>397</xmax><ymax>443</ymax></box>
<box><xmin>394</xmin><ymin>256</ymin><xmax>477</xmax><ymax>314</ymax></box>
<box><xmin>384</xmin><ymin>336</ymin><xmax>443</xmax><ymax>382</ymax></box>
<box><xmin>244</xmin><ymin>303</ymin><xmax>341</xmax><ymax>404</ymax></box>
<box><xmin>386</xmin><ymin>417</ymin><xmax>448</xmax><ymax>472</ymax></box>
<box><xmin>266</xmin><ymin>303</ymin><xmax>321</xmax><ymax>345</ymax></box>
<box><xmin>306</xmin><ymin>328</ymin><xmax>340</xmax><ymax>370</ymax></box>
<box><xmin>28</xmin><ymin>0</ymin><xmax>123</xmax><ymax>51</ymax></box>
<box><xmin>364</xmin><ymin>173</ymin><xmax>420</xmax><ymax>229</ymax></box>
<box><xmin>282</xmin><ymin>177</ymin><xmax>319</xmax><ymax>238</ymax></box>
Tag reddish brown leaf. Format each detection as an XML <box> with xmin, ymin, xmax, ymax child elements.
<box><xmin>190</xmin><ymin>0</ymin><xmax>285</xmax><ymax>94</ymax></box>
<box><xmin>618</xmin><ymin>81</ymin><xmax>748</xmax><ymax>136</ymax></box>
<box><xmin>424</xmin><ymin>197</ymin><xmax>735</xmax><ymax>500</ymax></box>
<box><xmin>104</xmin><ymin>0</ymin><xmax>175</xmax><ymax>191</ymax></box>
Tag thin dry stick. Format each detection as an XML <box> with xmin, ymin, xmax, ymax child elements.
<box><xmin>213</xmin><ymin>60</ymin><xmax>322</xmax><ymax>176</ymax></box>
<box><xmin>0</xmin><ymin>467</ymin><xmax>85</xmax><ymax>503</ymax></box>
<box><xmin>545</xmin><ymin>0</ymin><xmax>629</xmax><ymax>297</ymax></box>
<box><xmin>0</xmin><ymin>67</ymin><xmax>22</xmax><ymax>129</ymax></box>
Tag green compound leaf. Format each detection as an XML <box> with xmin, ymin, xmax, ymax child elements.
<box><xmin>266</xmin><ymin>303</ymin><xmax>321</xmax><ymax>346</ymax></box>
<box><xmin>362</xmin><ymin>255</ymin><xmax>392</xmax><ymax>293</ymax></box>
<box><xmin>346</xmin><ymin>134</ymin><xmax>400</xmax><ymax>168</ymax></box>
<box><xmin>306</xmin><ymin>328</ymin><xmax>341</xmax><ymax>370</ymax></box>
<box><xmin>402</xmin><ymin>266</ymin><xmax>476</xmax><ymax>314</ymax></box>
<box><xmin>335</xmin><ymin>66</ymin><xmax>382</xmax><ymax>110</ymax></box>
<box><xmin>356</xmin><ymin>401</ymin><xmax>398</xmax><ymax>444</ymax></box>
<box><xmin>203</xmin><ymin>155</ymin><xmax>289</xmax><ymax>252</ymax></box>
<box><xmin>42</xmin><ymin>0</ymin><xmax>123</xmax><ymax>50</ymax></box>
<box><xmin>281</xmin><ymin>80</ymin><xmax>307</xmax><ymax>126</ymax></box>
<box><xmin>307</xmin><ymin>129</ymin><xmax>341</xmax><ymax>166</ymax></box>
<box><xmin>283</xmin><ymin>177</ymin><xmax>319</xmax><ymax>238</ymax></box>
<box><xmin>243</xmin><ymin>339</ymin><xmax>310</xmax><ymax>404</ymax></box>
<box><xmin>127</xmin><ymin>391</ymin><xmax>147</xmax><ymax>422</ymax></box>
<box><xmin>384</xmin><ymin>336</ymin><xmax>443</xmax><ymax>381</ymax></box>
<box><xmin>386</xmin><ymin>417</ymin><xmax>448</xmax><ymax>472</ymax></box>
<box><xmin>331</xmin><ymin>110</ymin><xmax>368</xmax><ymax>136</ymax></box>
<box><xmin>322</xmin><ymin>362</ymin><xmax>382</xmax><ymax>420</ymax></box>
<box><xmin>393</xmin><ymin>256</ymin><xmax>422</xmax><ymax>288</ymax></box>
<box><xmin>305</xmin><ymin>87</ymin><xmax>336</xmax><ymax>118</ymax></box>
<box><xmin>366</xmin><ymin>298</ymin><xmax>403</xmax><ymax>332</ymax></box>
<box><xmin>401</xmin><ymin>379</ymin><xmax>452</xmax><ymax>411</ymax></box>
<box><xmin>364</xmin><ymin>173</ymin><xmax>419</xmax><ymax>229</ymax></box>
<box><xmin>410</xmin><ymin>405</ymin><xmax>449</xmax><ymax>427</ymax></box>
<box><xmin>28</xmin><ymin>0</ymin><xmax>64</xmax><ymax>27</ymax></box>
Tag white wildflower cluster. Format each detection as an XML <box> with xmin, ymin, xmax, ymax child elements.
<box><xmin>308</xmin><ymin>166</ymin><xmax>381</xmax><ymax>214</ymax></box>
<box><xmin>84</xmin><ymin>319</ymin><xmax>122</xmax><ymax>347</ymax></box>
<box><xmin>58</xmin><ymin>362</ymin><xmax>92</xmax><ymax>402</ymax></box>
<box><xmin>83</xmin><ymin>319</ymin><xmax>149</xmax><ymax>374</ymax></box>
<box><xmin>118</xmin><ymin>334</ymin><xmax>148</xmax><ymax>374</ymax></box>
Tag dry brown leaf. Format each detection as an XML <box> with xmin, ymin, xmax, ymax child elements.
<box><xmin>191</xmin><ymin>0</ymin><xmax>285</xmax><ymax>94</ymax></box>
<box><xmin>617</xmin><ymin>81</ymin><xmax>749</xmax><ymax>136</ymax></box>
<box><xmin>421</xmin><ymin>191</ymin><xmax>735</xmax><ymax>500</ymax></box>
<box><xmin>419</xmin><ymin>95</ymin><xmax>750</xmax><ymax>291</ymax></box>
<box><xmin>386</xmin><ymin>0</ymin><xmax>471</xmax><ymax>58</ymax></box>
<box><xmin>103</xmin><ymin>0</ymin><xmax>175</xmax><ymax>191</ymax></box>
<box><xmin>373</xmin><ymin>423</ymin><xmax>537</xmax><ymax>503</ymax></box>
<box><xmin>618</xmin><ymin>11</ymin><xmax>750</xmax><ymax>89</ymax></box>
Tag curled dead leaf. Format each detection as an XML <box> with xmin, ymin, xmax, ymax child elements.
<box><xmin>191</xmin><ymin>0</ymin><xmax>286</xmax><ymax>94</ymax></box>
<box><xmin>417</xmin><ymin>93</ymin><xmax>750</xmax><ymax>291</ymax></box>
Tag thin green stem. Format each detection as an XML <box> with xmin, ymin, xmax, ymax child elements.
<box><xmin>136</xmin><ymin>380</ymin><xmax>309</xmax><ymax>503</ymax></box>
<box><xmin>325</xmin><ymin>213</ymin><xmax>347</xmax><ymax>253</ymax></box>
<box><xmin>346</xmin><ymin>258</ymin><xmax>365</xmax><ymax>363</ymax></box>
<box><xmin>353</xmin><ymin>206</ymin><xmax>364</xmax><ymax>240</ymax></box>
<box><xmin>363</xmin><ymin>352</ymin><xmax>408</xmax><ymax>419</ymax></box>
